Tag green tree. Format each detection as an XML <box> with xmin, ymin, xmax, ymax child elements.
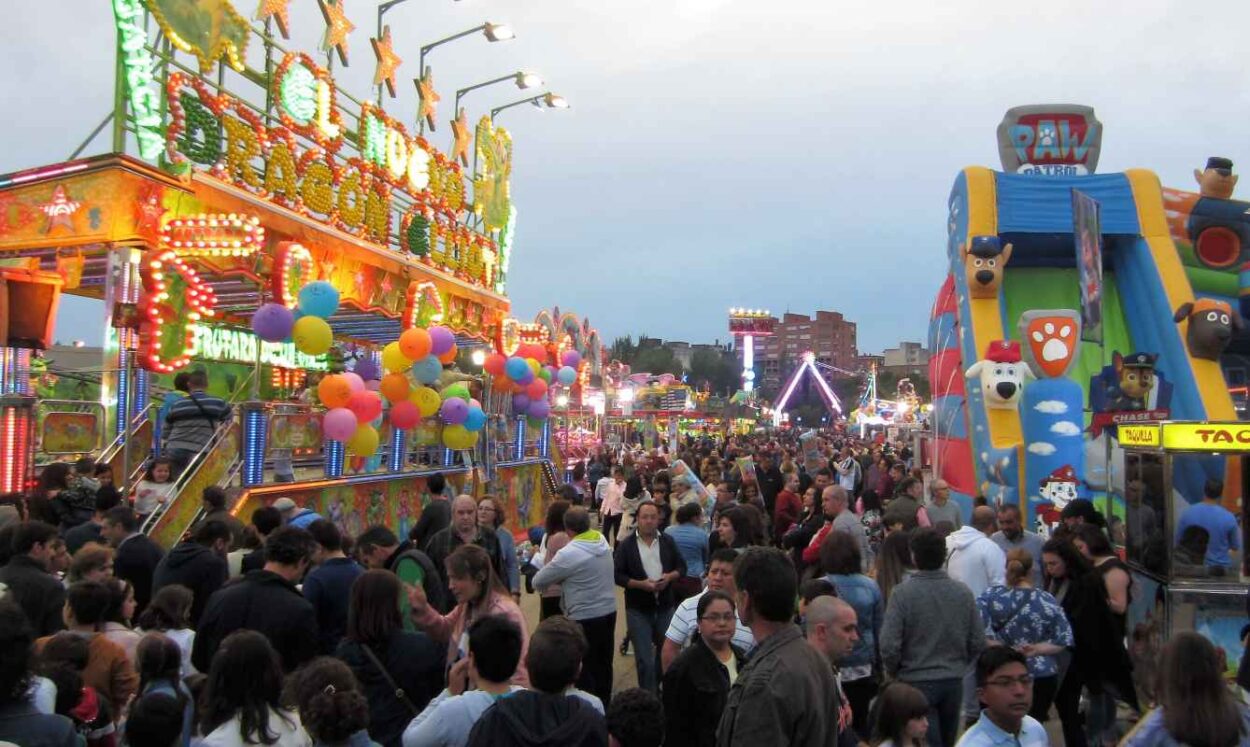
<box><xmin>610</xmin><ymin>335</ymin><xmax>637</xmax><ymax>364</ymax></box>
<box><xmin>633</xmin><ymin>346</ymin><xmax>684</xmax><ymax>378</ymax></box>
<box><xmin>689</xmin><ymin>348</ymin><xmax>738</xmax><ymax>396</ymax></box>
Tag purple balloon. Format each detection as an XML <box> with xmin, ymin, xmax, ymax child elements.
<box><xmin>528</xmin><ymin>399</ymin><xmax>551</xmax><ymax>419</ymax></box>
<box><xmin>516</xmin><ymin>367</ymin><xmax>535</xmax><ymax>386</ymax></box>
<box><xmin>561</xmin><ymin>350</ymin><xmax>582</xmax><ymax>368</ymax></box>
<box><xmin>439</xmin><ymin>397</ymin><xmax>469</xmax><ymax>425</ymax></box>
<box><xmin>511</xmin><ymin>393</ymin><xmax>531</xmax><ymax>412</ymax></box>
<box><xmin>354</xmin><ymin>358</ymin><xmax>381</xmax><ymax>381</ymax></box>
<box><xmin>252</xmin><ymin>303</ymin><xmax>295</xmax><ymax>343</ymax></box>
<box><xmin>323</xmin><ymin>407</ymin><xmax>359</xmax><ymax>441</ymax></box>
<box><xmin>428</xmin><ymin>326</ymin><xmax>455</xmax><ymax>356</ymax></box>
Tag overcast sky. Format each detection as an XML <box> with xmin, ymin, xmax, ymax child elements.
<box><xmin>6</xmin><ymin>0</ymin><xmax>1250</xmax><ymax>355</ymax></box>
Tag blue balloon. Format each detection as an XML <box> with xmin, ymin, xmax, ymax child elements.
<box><xmin>557</xmin><ymin>366</ymin><xmax>577</xmax><ymax>385</ymax></box>
<box><xmin>505</xmin><ymin>356</ymin><xmax>530</xmax><ymax>381</ymax></box>
<box><xmin>412</xmin><ymin>355</ymin><xmax>443</xmax><ymax>385</ymax></box>
<box><xmin>463</xmin><ymin>406</ymin><xmax>486</xmax><ymax>432</ymax></box>
<box><xmin>298</xmin><ymin>281</ymin><xmax>340</xmax><ymax>319</ymax></box>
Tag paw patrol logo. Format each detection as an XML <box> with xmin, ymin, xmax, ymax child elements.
<box><xmin>997</xmin><ymin>105</ymin><xmax>1102</xmax><ymax>176</ymax></box>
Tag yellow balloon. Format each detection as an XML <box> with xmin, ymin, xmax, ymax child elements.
<box><xmin>442</xmin><ymin>424</ymin><xmax>480</xmax><ymax>450</ymax></box>
<box><xmin>346</xmin><ymin>424</ymin><xmax>380</xmax><ymax>456</ymax></box>
<box><xmin>382</xmin><ymin>341</ymin><xmax>411</xmax><ymax>373</ymax></box>
<box><xmin>292</xmin><ymin>316</ymin><xmax>333</xmax><ymax>356</ymax></box>
<box><xmin>408</xmin><ymin>386</ymin><xmax>442</xmax><ymax>417</ymax></box>
<box><xmin>527</xmin><ymin>358</ymin><xmax>541</xmax><ymax>375</ymax></box>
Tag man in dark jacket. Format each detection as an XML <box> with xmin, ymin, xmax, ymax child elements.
<box><xmin>663</xmin><ymin>590</ymin><xmax>745</xmax><ymax>747</ymax></box>
<box><xmin>240</xmin><ymin>505</ymin><xmax>282</xmax><ymax>574</ymax></box>
<box><xmin>466</xmin><ymin>615</ymin><xmax>607</xmax><ymax>747</ymax></box>
<box><xmin>196</xmin><ymin>486</ymin><xmax>245</xmax><ymax>549</ymax></box>
<box><xmin>63</xmin><ymin>491</ymin><xmax>121</xmax><ymax>555</ymax></box>
<box><xmin>357</xmin><ymin>525</ymin><xmax>448</xmax><ymax>617</ymax></box>
<box><xmin>192</xmin><ymin>525</ymin><xmax>319</xmax><ymax>673</ymax></box>
<box><xmin>0</xmin><ymin>522</ymin><xmax>68</xmax><ymax>636</ymax></box>
<box><xmin>303</xmin><ymin>519</ymin><xmax>363</xmax><ymax>654</ymax></box>
<box><xmin>755</xmin><ymin>453</ymin><xmax>785</xmax><ymax>518</ymax></box>
<box><xmin>409</xmin><ymin>472</ymin><xmax>451</xmax><ymax>549</ymax></box>
<box><xmin>102</xmin><ymin>506</ymin><xmax>164</xmax><ymax>616</ymax></box>
<box><xmin>151</xmin><ymin>520</ymin><xmax>230</xmax><ymax>626</ymax></box>
<box><xmin>0</xmin><ymin>600</ymin><xmax>80</xmax><ymax>745</ymax></box>
<box><xmin>614</xmin><ymin>500</ymin><xmax>685</xmax><ymax>693</ymax></box>
<box><xmin>424</xmin><ymin>495</ymin><xmax>505</xmax><ymax>601</ymax></box>
<box><xmin>715</xmin><ymin>547</ymin><xmax>839</xmax><ymax>747</ymax></box>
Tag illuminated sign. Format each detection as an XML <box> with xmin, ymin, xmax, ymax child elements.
<box><xmin>193</xmin><ymin>326</ymin><xmax>327</xmax><ymax>370</ymax></box>
<box><xmin>997</xmin><ymin>105</ymin><xmax>1102</xmax><ymax>176</ymax></box>
<box><xmin>1160</xmin><ymin>422</ymin><xmax>1250</xmax><ymax>452</ymax></box>
<box><xmin>110</xmin><ymin>0</ymin><xmax>163</xmax><ymax>159</ymax></box>
<box><xmin>1119</xmin><ymin>424</ymin><xmax>1160</xmax><ymax>447</ymax></box>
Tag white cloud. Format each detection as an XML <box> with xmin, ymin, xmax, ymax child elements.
<box><xmin>1028</xmin><ymin>442</ymin><xmax>1057</xmax><ymax>456</ymax></box>
<box><xmin>1050</xmin><ymin>421</ymin><xmax>1082</xmax><ymax>436</ymax></box>
<box><xmin>1034</xmin><ymin>401</ymin><xmax>1069</xmax><ymax>414</ymax></box>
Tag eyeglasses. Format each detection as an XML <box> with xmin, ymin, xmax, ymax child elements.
<box><xmin>985</xmin><ymin>675</ymin><xmax>1033</xmax><ymax>688</ymax></box>
<box><xmin>477</xmin><ymin>506</ymin><xmax>497</xmax><ymax>514</ymax></box>
<box><xmin>700</xmin><ymin>613</ymin><xmax>736</xmax><ymax>623</ymax></box>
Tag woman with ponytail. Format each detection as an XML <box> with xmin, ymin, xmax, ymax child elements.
<box><xmin>286</xmin><ymin>657</ymin><xmax>379</xmax><ymax>747</ymax></box>
<box><xmin>974</xmin><ymin>547</ymin><xmax>1073</xmax><ymax>723</ymax></box>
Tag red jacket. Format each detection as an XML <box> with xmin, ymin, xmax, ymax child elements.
<box><xmin>773</xmin><ymin>490</ymin><xmax>802</xmax><ymax>540</ymax></box>
<box><xmin>802</xmin><ymin>522</ymin><xmax>833</xmax><ymax>566</ymax></box>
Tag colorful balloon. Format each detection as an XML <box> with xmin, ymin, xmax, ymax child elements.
<box><xmin>557</xmin><ymin>366</ymin><xmax>578</xmax><ymax>385</ymax></box>
<box><xmin>342</xmin><ymin>372</ymin><xmax>365</xmax><ymax>393</ymax></box>
<box><xmin>411</xmin><ymin>355</ymin><xmax>443</xmax><ymax>384</ymax></box>
<box><xmin>504</xmin><ymin>356</ymin><xmax>529</xmax><ymax>381</ymax></box>
<box><xmin>346</xmin><ymin>424</ymin><xmax>379</xmax><ymax>456</ymax></box>
<box><xmin>511</xmin><ymin>393</ymin><xmax>531</xmax><ymax>413</ymax></box>
<box><xmin>323</xmin><ymin>407</ymin><xmax>359</xmax><ymax>441</ymax></box>
<box><xmin>408</xmin><ymin>386</ymin><xmax>441</xmax><ymax>417</ymax></box>
<box><xmin>437</xmin><ymin>345</ymin><xmax>458</xmax><ymax>365</ymax></box>
<box><xmin>292</xmin><ymin>316</ymin><xmax>333</xmax><ymax>355</ymax></box>
<box><xmin>463</xmin><ymin>406</ymin><xmax>486</xmax><ymax>432</ymax></box>
<box><xmin>390</xmin><ymin>400</ymin><xmax>421</xmax><ymax>429</ymax></box>
<box><xmin>525</xmin><ymin>379</ymin><xmax>548</xmax><ymax>400</ymax></box>
<box><xmin>399</xmin><ymin>327</ymin><xmax>433</xmax><ymax>361</ymax></box>
<box><xmin>380</xmin><ymin>373</ymin><xmax>410</xmax><ymax>403</ymax></box>
<box><xmin>428</xmin><ymin>326</ymin><xmax>455</xmax><ymax>356</ymax></box>
<box><xmin>561</xmin><ymin>350</ymin><xmax>582</xmax><ymax>368</ymax></box>
<box><xmin>347</xmin><ymin>391</ymin><xmax>383</xmax><ymax>422</ymax></box>
<box><xmin>365</xmin><ymin>380</ymin><xmax>381</xmax><ymax>391</ymax></box>
<box><xmin>251</xmin><ymin>303</ymin><xmax>295</xmax><ymax>342</ymax></box>
<box><xmin>539</xmin><ymin>367</ymin><xmax>554</xmax><ymax>383</ymax></box>
<box><xmin>382</xmin><ymin>342</ymin><xmax>411</xmax><ymax>374</ymax></box>
<box><xmin>528</xmin><ymin>399</ymin><xmax>551</xmax><ymax>419</ymax></box>
<box><xmin>441</xmin><ymin>383</ymin><xmax>471</xmax><ymax>401</ymax></box>
<box><xmin>317</xmin><ymin>374</ymin><xmax>352</xmax><ymax>409</ymax></box>
<box><xmin>527</xmin><ymin>358</ymin><xmax>541</xmax><ymax>375</ymax></box>
<box><xmin>440</xmin><ymin>397</ymin><xmax>469</xmax><ymax>425</ymax></box>
<box><xmin>442</xmin><ymin>424</ymin><xmax>479</xmax><ymax>450</ymax></box>
<box><xmin>354</xmin><ymin>358</ymin><xmax>381</xmax><ymax>382</ymax></box>
<box><xmin>484</xmin><ymin>353</ymin><xmax>507</xmax><ymax>376</ymax></box>
<box><xmin>297</xmin><ymin>281</ymin><xmax>340</xmax><ymax>319</ymax></box>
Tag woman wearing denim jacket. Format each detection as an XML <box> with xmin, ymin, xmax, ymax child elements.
<box><xmin>820</xmin><ymin>530</ymin><xmax>883</xmax><ymax>741</ymax></box>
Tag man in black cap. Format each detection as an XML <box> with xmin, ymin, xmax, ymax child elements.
<box><xmin>1195</xmin><ymin>156</ymin><xmax>1237</xmax><ymax>199</ymax></box>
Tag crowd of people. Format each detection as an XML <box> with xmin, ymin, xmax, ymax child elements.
<box><xmin>0</xmin><ymin>427</ymin><xmax>1248</xmax><ymax>746</ymax></box>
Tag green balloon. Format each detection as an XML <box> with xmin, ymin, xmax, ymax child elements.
<box><xmin>441</xmin><ymin>383</ymin><xmax>470</xmax><ymax>401</ymax></box>
<box><xmin>527</xmin><ymin>416</ymin><xmax>545</xmax><ymax>431</ymax></box>
<box><xmin>538</xmin><ymin>368</ymin><xmax>553</xmax><ymax>383</ymax></box>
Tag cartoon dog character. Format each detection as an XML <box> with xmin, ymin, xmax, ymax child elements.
<box><xmin>1173</xmin><ymin>299</ymin><xmax>1243</xmax><ymax>360</ymax></box>
<box><xmin>1195</xmin><ymin>156</ymin><xmax>1238</xmax><ymax>200</ymax></box>
<box><xmin>1035</xmin><ymin>464</ymin><xmax>1080</xmax><ymax>537</ymax></box>
<box><xmin>965</xmin><ymin>340</ymin><xmax>1033</xmax><ymax>409</ymax></box>
<box><xmin>1109</xmin><ymin>351</ymin><xmax>1157</xmax><ymax>411</ymax></box>
<box><xmin>963</xmin><ymin>236</ymin><xmax>1014</xmax><ymax>299</ymax></box>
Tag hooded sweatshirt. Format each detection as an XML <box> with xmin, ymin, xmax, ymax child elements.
<box><xmin>464</xmin><ymin>692</ymin><xmax>606</xmax><ymax>747</ymax></box>
<box><xmin>151</xmin><ymin>541</ymin><xmax>229</xmax><ymax>626</ymax></box>
<box><xmin>531</xmin><ymin>530</ymin><xmax>616</xmax><ymax>621</ymax></box>
<box><xmin>944</xmin><ymin>526</ymin><xmax>1006</xmax><ymax>599</ymax></box>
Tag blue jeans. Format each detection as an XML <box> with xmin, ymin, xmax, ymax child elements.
<box><xmin>907</xmin><ymin>677</ymin><xmax>963</xmax><ymax>747</ymax></box>
<box><xmin>626</xmin><ymin>605</ymin><xmax>675</xmax><ymax>693</ymax></box>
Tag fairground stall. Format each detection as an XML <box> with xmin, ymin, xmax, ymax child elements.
<box><xmin>0</xmin><ymin>0</ymin><xmax>586</xmax><ymax>548</ymax></box>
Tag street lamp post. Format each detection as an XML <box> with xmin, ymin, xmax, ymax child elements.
<box><xmin>455</xmin><ymin>71</ymin><xmax>543</xmax><ymax>117</ymax></box>
<box><xmin>490</xmin><ymin>92</ymin><xmax>569</xmax><ymax>121</ymax></box>
<box><xmin>415</xmin><ymin>22</ymin><xmax>515</xmax><ymax>133</ymax></box>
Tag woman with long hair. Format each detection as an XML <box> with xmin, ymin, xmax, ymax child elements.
<box><xmin>100</xmin><ymin>577</ymin><xmax>142</xmax><ymax>663</ymax></box>
<box><xmin>710</xmin><ymin>506</ymin><xmax>753</xmax><ymax>554</ymax></box>
<box><xmin>137</xmin><ymin>584</ymin><xmax>197</xmax><ymax>678</ymax></box>
<box><xmin>1044</xmin><ymin>537</ymin><xmax>1126</xmax><ymax>747</ymax></box>
<box><xmin>872</xmin><ymin>529</ymin><xmax>915</xmax><ymax>605</ymax></box>
<box><xmin>820</xmin><ymin>531</ymin><xmax>883</xmax><ymax>740</ymax></box>
<box><xmin>130</xmin><ymin>632</ymin><xmax>193</xmax><ymax>747</ymax></box>
<box><xmin>476</xmin><ymin>496</ymin><xmax>519</xmax><ymax>599</ymax></box>
<box><xmin>197</xmin><ymin>630</ymin><xmax>309</xmax><ymax>746</ymax></box>
<box><xmin>286</xmin><ymin>658</ymin><xmax>377</xmax><ymax>747</ymax></box>
<box><xmin>532</xmin><ymin>500</ymin><xmax>571</xmax><ymax>620</ymax></box>
<box><xmin>28</xmin><ymin>462</ymin><xmax>72</xmax><ymax>526</ymax></box>
<box><xmin>869</xmin><ymin>681</ymin><xmax>929</xmax><ymax>747</ymax></box>
<box><xmin>975</xmin><ymin>548</ymin><xmax>1073</xmax><ymax>722</ymax></box>
<box><xmin>407</xmin><ymin>545</ymin><xmax>531</xmax><ymax>687</ymax></box>
<box><xmin>1123</xmin><ymin>631</ymin><xmax>1250</xmax><ymax>746</ymax></box>
<box><xmin>335</xmin><ymin>570</ymin><xmax>445</xmax><ymax>747</ymax></box>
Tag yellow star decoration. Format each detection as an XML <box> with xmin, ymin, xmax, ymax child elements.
<box><xmin>450</xmin><ymin>108</ymin><xmax>471</xmax><ymax>166</ymax></box>
<box><xmin>416</xmin><ymin>68</ymin><xmax>441</xmax><ymax>131</ymax></box>
<box><xmin>370</xmin><ymin>25</ymin><xmax>402</xmax><ymax>98</ymax></box>
<box><xmin>255</xmin><ymin>0</ymin><xmax>291</xmax><ymax>38</ymax></box>
<box><xmin>318</xmin><ymin>0</ymin><xmax>355</xmax><ymax>66</ymax></box>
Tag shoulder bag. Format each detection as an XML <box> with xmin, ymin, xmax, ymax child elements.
<box><xmin>360</xmin><ymin>643</ymin><xmax>419</xmax><ymax>716</ymax></box>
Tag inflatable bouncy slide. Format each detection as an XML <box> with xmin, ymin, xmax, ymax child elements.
<box><xmin>929</xmin><ymin>105</ymin><xmax>1242</xmax><ymax>533</ymax></box>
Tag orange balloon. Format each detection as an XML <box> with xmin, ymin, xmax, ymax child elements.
<box><xmin>438</xmin><ymin>345</ymin><xmax>458</xmax><ymax>364</ymax></box>
<box><xmin>317</xmin><ymin>374</ymin><xmax>352</xmax><ymax>408</ymax></box>
<box><xmin>379</xmin><ymin>372</ymin><xmax>411</xmax><ymax>403</ymax></box>
<box><xmin>399</xmin><ymin>327</ymin><xmax>433</xmax><ymax>361</ymax></box>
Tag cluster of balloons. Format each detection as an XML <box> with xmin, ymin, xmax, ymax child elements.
<box><xmin>251</xmin><ymin>281</ymin><xmax>341</xmax><ymax>357</ymax></box>
<box><xmin>481</xmin><ymin>345</ymin><xmax>581</xmax><ymax>423</ymax></box>
<box><xmin>318</xmin><ymin>371</ymin><xmax>384</xmax><ymax>457</ymax></box>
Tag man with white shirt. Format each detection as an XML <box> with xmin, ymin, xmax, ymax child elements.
<box><xmin>614</xmin><ymin>501</ymin><xmax>685</xmax><ymax>693</ymax></box>
<box><xmin>660</xmin><ymin>549</ymin><xmax>755</xmax><ymax>672</ymax></box>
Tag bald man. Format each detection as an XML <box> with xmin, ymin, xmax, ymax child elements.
<box><xmin>424</xmin><ymin>494</ymin><xmax>507</xmax><ymax>597</ymax></box>
<box><xmin>806</xmin><ymin>597</ymin><xmax>862</xmax><ymax>744</ymax></box>
<box><xmin>925</xmin><ymin>479</ymin><xmax>963</xmax><ymax>531</ymax></box>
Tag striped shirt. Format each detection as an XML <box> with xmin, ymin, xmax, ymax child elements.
<box><xmin>664</xmin><ymin>589</ymin><xmax>755</xmax><ymax>654</ymax></box>
<box><xmin>163</xmin><ymin>392</ymin><xmax>231</xmax><ymax>452</ymax></box>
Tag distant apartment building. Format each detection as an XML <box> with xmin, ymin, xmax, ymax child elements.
<box><xmin>736</xmin><ymin>310</ymin><xmax>859</xmax><ymax>387</ymax></box>
<box><xmin>880</xmin><ymin>341</ymin><xmax>929</xmax><ymax>377</ymax></box>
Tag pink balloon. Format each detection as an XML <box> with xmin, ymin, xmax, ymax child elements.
<box><xmin>365</xmin><ymin>380</ymin><xmax>381</xmax><ymax>391</ymax></box>
<box><xmin>323</xmin><ymin>408</ymin><xmax>359</xmax><ymax>441</ymax></box>
<box><xmin>342</xmin><ymin>372</ymin><xmax>365</xmax><ymax>393</ymax></box>
<box><xmin>469</xmin><ymin>398</ymin><xmax>482</xmax><ymax>409</ymax></box>
<box><xmin>390</xmin><ymin>400</ymin><xmax>421</xmax><ymax>429</ymax></box>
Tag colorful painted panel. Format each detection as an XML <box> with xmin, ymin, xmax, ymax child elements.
<box><xmin>149</xmin><ymin>423</ymin><xmax>238</xmax><ymax>548</ymax></box>
<box><xmin>40</xmin><ymin>412</ymin><xmax>100</xmax><ymax>454</ymax></box>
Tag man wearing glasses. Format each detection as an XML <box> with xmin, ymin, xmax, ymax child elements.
<box><xmin>956</xmin><ymin>647</ymin><xmax>1048</xmax><ymax>746</ymax></box>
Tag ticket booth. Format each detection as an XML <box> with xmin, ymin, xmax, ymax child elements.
<box><xmin>1117</xmin><ymin>422</ymin><xmax>1249</xmax><ymax>698</ymax></box>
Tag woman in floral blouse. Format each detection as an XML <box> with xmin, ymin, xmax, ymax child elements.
<box><xmin>975</xmin><ymin>547</ymin><xmax>1073</xmax><ymax>723</ymax></box>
